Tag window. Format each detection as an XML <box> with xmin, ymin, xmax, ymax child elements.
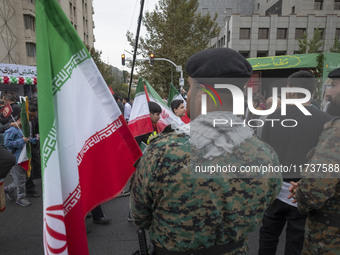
<box><xmin>314</xmin><ymin>28</ymin><xmax>325</xmax><ymax>39</ymax></box>
<box><xmin>335</xmin><ymin>28</ymin><xmax>340</xmax><ymax>40</ymax></box>
<box><xmin>239</xmin><ymin>51</ymin><xmax>250</xmax><ymax>58</ymax></box>
<box><xmin>73</xmin><ymin>6</ymin><xmax>76</xmax><ymax>20</ymax></box>
<box><xmin>28</xmin><ymin>0</ymin><xmax>35</xmax><ymax>3</ymax></box>
<box><xmin>258</xmin><ymin>28</ymin><xmax>269</xmax><ymax>39</ymax></box>
<box><xmin>295</xmin><ymin>28</ymin><xmax>306</xmax><ymax>39</ymax></box>
<box><xmin>277</xmin><ymin>28</ymin><xmax>287</xmax><ymax>39</ymax></box>
<box><xmin>275</xmin><ymin>51</ymin><xmax>286</xmax><ymax>56</ymax></box>
<box><xmin>69</xmin><ymin>3</ymin><xmax>73</xmax><ymax>18</ymax></box>
<box><xmin>335</xmin><ymin>0</ymin><xmax>340</xmax><ymax>10</ymax></box>
<box><xmin>257</xmin><ymin>51</ymin><xmax>268</xmax><ymax>57</ymax></box>
<box><xmin>314</xmin><ymin>0</ymin><xmax>323</xmax><ymax>10</ymax></box>
<box><xmin>26</xmin><ymin>43</ymin><xmax>36</xmax><ymax>58</ymax></box>
<box><xmin>291</xmin><ymin>6</ymin><xmax>295</xmax><ymax>14</ymax></box>
<box><xmin>240</xmin><ymin>28</ymin><xmax>250</xmax><ymax>39</ymax></box>
<box><xmin>265</xmin><ymin>0</ymin><xmax>282</xmax><ymax>16</ymax></box>
<box><xmin>24</xmin><ymin>15</ymin><xmax>35</xmax><ymax>31</ymax></box>
<box><xmin>258</xmin><ymin>3</ymin><xmax>260</xmax><ymax>10</ymax></box>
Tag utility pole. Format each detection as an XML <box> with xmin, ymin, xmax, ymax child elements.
<box><xmin>136</xmin><ymin>57</ymin><xmax>184</xmax><ymax>91</ymax></box>
<box><xmin>128</xmin><ymin>0</ymin><xmax>145</xmax><ymax>99</ymax></box>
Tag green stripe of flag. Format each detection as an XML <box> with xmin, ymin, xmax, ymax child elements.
<box><xmin>36</xmin><ymin>0</ymin><xmax>90</xmax><ymax>178</ymax></box>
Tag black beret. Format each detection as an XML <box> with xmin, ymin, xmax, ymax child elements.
<box><xmin>186</xmin><ymin>48</ymin><xmax>253</xmax><ymax>79</ymax></box>
<box><xmin>328</xmin><ymin>67</ymin><xmax>340</xmax><ymax>79</ymax></box>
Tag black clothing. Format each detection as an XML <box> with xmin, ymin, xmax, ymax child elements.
<box><xmin>259</xmin><ymin>199</ymin><xmax>306</xmax><ymax>255</ymax></box>
<box><xmin>92</xmin><ymin>205</ymin><xmax>104</xmax><ymax>220</ymax></box>
<box><xmin>259</xmin><ymin>104</ymin><xmax>332</xmax><ymax>255</ymax></box>
<box><xmin>186</xmin><ymin>48</ymin><xmax>252</xmax><ymax>80</ymax></box>
<box><xmin>0</xmin><ymin>146</ymin><xmax>16</xmax><ymax>179</ymax></box>
<box><xmin>117</xmin><ymin>101</ymin><xmax>124</xmax><ymax>115</ymax></box>
<box><xmin>261</xmin><ymin>104</ymin><xmax>332</xmax><ymax>182</ymax></box>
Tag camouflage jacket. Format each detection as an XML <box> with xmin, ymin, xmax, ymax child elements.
<box><xmin>297</xmin><ymin>118</ymin><xmax>340</xmax><ymax>255</ymax></box>
<box><xmin>297</xmin><ymin>118</ymin><xmax>340</xmax><ymax>215</ymax></box>
<box><xmin>130</xmin><ymin>131</ymin><xmax>282</xmax><ymax>252</ymax></box>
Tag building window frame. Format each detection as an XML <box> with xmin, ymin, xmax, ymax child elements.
<box><xmin>258</xmin><ymin>28</ymin><xmax>269</xmax><ymax>39</ymax></box>
<box><xmin>239</xmin><ymin>51</ymin><xmax>250</xmax><ymax>58</ymax></box>
<box><xmin>257</xmin><ymin>51</ymin><xmax>268</xmax><ymax>58</ymax></box>
<box><xmin>23</xmin><ymin>15</ymin><xmax>35</xmax><ymax>31</ymax></box>
<box><xmin>335</xmin><ymin>28</ymin><xmax>340</xmax><ymax>40</ymax></box>
<box><xmin>314</xmin><ymin>28</ymin><xmax>325</xmax><ymax>39</ymax></box>
<box><xmin>26</xmin><ymin>42</ymin><xmax>36</xmax><ymax>58</ymax></box>
<box><xmin>314</xmin><ymin>0</ymin><xmax>323</xmax><ymax>10</ymax></box>
<box><xmin>335</xmin><ymin>0</ymin><xmax>340</xmax><ymax>10</ymax></box>
<box><xmin>275</xmin><ymin>51</ymin><xmax>287</xmax><ymax>56</ymax></box>
<box><xmin>240</xmin><ymin>28</ymin><xmax>251</xmax><ymax>40</ymax></box>
<box><xmin>295</xmin><ymin>28</ymin><xmax>306</xmax><ymax>39</ymax></box>
<box><xmin>277</xmin><ymin>28</ymin><xmax>287</xmax><ymax>39</ymax></box>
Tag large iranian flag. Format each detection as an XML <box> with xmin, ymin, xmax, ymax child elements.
<box><xmin>36</xmin><ymin>0</ymin><xmax>142</xmax><ymax>254</ymax></box>
<box><xmin>128</xmin><ymin>78</ymin><xmax>184</xmax><ymax>137</ymax></box>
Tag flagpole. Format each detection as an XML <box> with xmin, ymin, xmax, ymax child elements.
<box><xmin>128</xmin><ymin>0</ymin><xmax>145</xmax><ymax>99</ymax></box>
<box><xmin>10</xmin><ymin>114</ymin><xmax>24</xmax><ymax>136</ymax></box>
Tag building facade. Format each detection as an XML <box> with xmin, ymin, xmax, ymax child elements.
<box><xmin>197</xmin><ymin>0</ymin><xmax>255</xmax><ymax>29</ymax></box>
<box><xmin>209</xmin><ymin>0</ymin><xmax>340</xmax><ymax>58</ymax></box>
<box><xmin>0</xmin><ymin>0</ymin><xmax>95</xmax><ymax>66</ymax></box>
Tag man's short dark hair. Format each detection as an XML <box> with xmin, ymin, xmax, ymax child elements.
<box><xmin>288</xmin><ymin>71</ymin><xmax>315</xmax><ymax>97</ymax></box>
<box><xmin>170</xmin><ymin>99</ymin><xmax>184</xmax><ymax>113</ymax></box>
<box><xmin>148</xmin><ymin>101</ymin><xmax>162</xmax><ymax>114</ymax></box>
<box><xmin>124</xmin><ymin>97</ymin><xmax>130</xmax><ymax>102</ymax></box>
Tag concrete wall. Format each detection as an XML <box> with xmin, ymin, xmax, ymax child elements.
<box><xmin>0</xmin><ymin>0</ymin><xmax>95</xmax><ymax>65</ymax></box>
<box><xmin>226</xmin><ymin>14</ymin><xmax>339</xmax><ymax>58</ymax></box>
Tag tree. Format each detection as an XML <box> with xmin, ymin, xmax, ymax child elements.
<box><xmin>297</xmin><ymin>29</ymin><xmax>324</xmax><ymax>100</ymax></box>
<box><xmin>127</xmin><ymin>0</ymin><xmax>220</xmax><ymax>97</ymax></box>
<box><xmin>88</xmin><ymin>47</ymin><xmax>114</xmax><ymax>87</ymax></box>
<box><xmin>298</xmin><ymin>28</ymin><xmax>323</xmax><ymax>54</ymax></box>
<box><xmin>330</xmin><ymin>38</ymin><xmax>340</xmax><ymax>53</ymax></box>
<box><xmin>88</xmin><ymin>47</ymin><xmax>134</xmax><ymax>97</ymax></box>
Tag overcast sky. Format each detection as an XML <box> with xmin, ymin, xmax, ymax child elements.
<box><xmin>93</xmin><ymin>0</ymin><xmax>159</xmax><ymax>70</ymax></box>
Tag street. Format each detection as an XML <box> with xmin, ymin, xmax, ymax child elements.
<box><xmin>0</xmin><ymin>176</ymin><xmax>285</xmax><ymax>255</ymax></box>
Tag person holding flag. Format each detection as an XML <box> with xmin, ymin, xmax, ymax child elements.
<box><xmin>170</xmin><ymin>99</ymin><xmax>186</xmax><ymax>118</ymax></box>
<box><xmin>135</xmin><ymin>101</ymin><xmax>162</xmax><ymax>147</ymax></box>
<box><xmin>0</xmin><ymin>95</ymin><xmax>20</xmax><ymax>124</ymax></box>
<box><xmin>3</xmin><ymin>115</ymin><xmax>39</xmax><ymax>207</ymax></box>
<box><xmin>168</xmin><ymin>83</ymin><xmax>190</xmax><ymax>123</ymax></box>
<box><xmin>128</xmin><ymin>78</ymin><xmax>184</xmax><ymax>141</ymax></box>
<box><xmin>36</xmin><ymin>0</ymin><xmax>142</xmax><ymax>254</ymax></box>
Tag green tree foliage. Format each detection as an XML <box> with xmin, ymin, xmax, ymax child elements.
<box><xmin>127</xmin><ymin>0</ymin><xmax>220</xmax><ymax>97</ymax></box>
<box><xmin>330</xmin><ymin>38</ymin><xmax>340</xmax><ymax>53</ymax></box>
<box><xmin>298</xmin><ymin>28</ymin><xmax>323</xmax><ymax>54</ymax></box>
<box><xmin>88</xmin><ymin>47</ymin><xmax>114</xmax><ymax>87</ymax></box>
<box><xmin>88</xmin><ymin>47</ymin><xmax>135</xmax><ymax>97</ymax></box>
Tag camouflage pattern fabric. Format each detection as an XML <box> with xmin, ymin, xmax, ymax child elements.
<box><xmin>130</xmin><ymin>131</ymin><xmax>282</xmax><ymax>254</ymax></box>
<box><xmin>297</xmin><ymin>118</ymin><xmax>340</xmax><ymax>255</ymax></box>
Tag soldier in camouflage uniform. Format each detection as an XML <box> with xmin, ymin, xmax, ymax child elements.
<box><xmin>290</xmin><ymin>67</ymin><xmax>340</xmax><ymax>255</ymax></box>
<box><xmin>130</xmin><ymin>48</ymin><xmax>282</xmax><ymax>254</ymax></box>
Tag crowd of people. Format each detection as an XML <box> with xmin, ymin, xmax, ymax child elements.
<box><xmin>1</xmin><ymin>47</ymin><xmax>339</xmax><ymax>255</ymax></box>
<box><xmin>0</xmin><ymin>95</ymin><xmax>40</xmax><ymax>209</ymax></box>
<box><xmin>129</xmin><ymin>48</ymin><xmax>339</xmax><ymax>255</ymax></box>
